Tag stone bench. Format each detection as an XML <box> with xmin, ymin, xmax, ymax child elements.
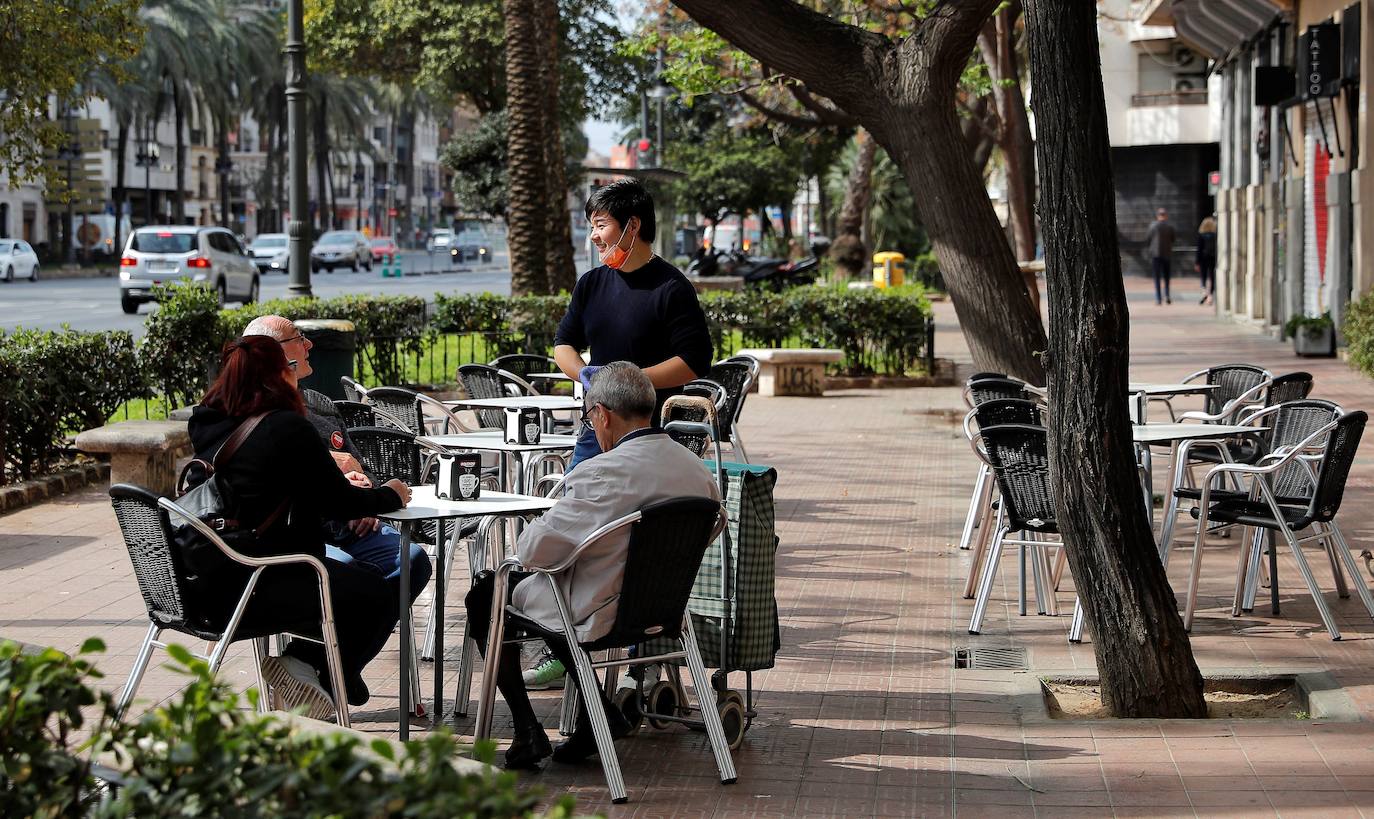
<box><xmin>75</xmin><ymin>420</ymin><xmax>191</xmax><ymax>495</ymax></box>
<box><xmin>737</xmin><ymin>348</ymin><xmax>844</xmax><ymax>396</ymax></box>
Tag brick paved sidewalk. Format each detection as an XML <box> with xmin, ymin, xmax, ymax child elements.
<box><xmin>2</xmin><ymin>272</ymin><xmax>1373</xmax><ymax>817</ymax></box>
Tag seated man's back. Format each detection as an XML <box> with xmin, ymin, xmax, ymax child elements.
<box><xmin>513</xmin><ymin>427</ymin><xmax>719</xmax><ymax>643</ymax></box>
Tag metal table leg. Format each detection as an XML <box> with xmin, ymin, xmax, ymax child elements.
<box><xmin>398</xmin><ymin>520</ymin><xmax>413</xmax><ymax>740</ymax></box>
<box><xmin>433</xmin><ymin>520</ymin><xmax>449</xmax><ymax>722</ymax></box>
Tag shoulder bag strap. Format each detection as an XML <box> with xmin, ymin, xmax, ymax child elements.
<box><xmin>214</xmin><ymin>411</ymin><xmax>291</xmax><ymax>537</ymax></box>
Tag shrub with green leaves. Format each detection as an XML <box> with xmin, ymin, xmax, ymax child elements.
<box><xmin>0</xmin><ymin>639</ymin><xmax>574</xmax><ymax>818</ymax></box>
<box><xmin>0</xmin><ymin>638</ymin><xmax>119</xmax><ymax>819</ymax></box>
<box><xmin>1345</xmin><ymin>294</ymin><xmax>1374</xmax><ymax>377</ymax></box>
<box><xmin>139</xmin><ymin>283</ymin><xmax>227</xmax><ymax>409</ymax></box>
<box><xmin>0</xmin><ymin>327</ymin><xmax>147</xmax><ymax>482</ymax></box>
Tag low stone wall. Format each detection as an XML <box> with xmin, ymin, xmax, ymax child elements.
<box><xmin>0</xmin><ymin>462</ymin><xmax>111</xmax><ymax>514</ymax></box>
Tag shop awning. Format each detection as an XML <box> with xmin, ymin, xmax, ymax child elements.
<box><xmin>1141</xmin><ymin>0</ymin><xmax>1287</xmax><ymax>59</ymax></box>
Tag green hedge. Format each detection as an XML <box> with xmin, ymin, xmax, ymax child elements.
<box><xmin>431</xmin><ymin>292</ymin><xmax>568</xmax><ymax>358</ymax></box>
<box><xmin>140</xmin><ymin>285</ymin><xmax>429</xmax><ymax>408</ymax></box>
<box><xmin>701</xmin><ymin>283</ymin><xmax>932</xmax><ymax>375</ymax></box>
<box><xmin>0</xmin><ymin>327</ymin><xmax>147</xmax><ymax>482</ymax></box>
<box><xmin>0</xmin><ymin>639</ymin><xmax>572</xmax><ymax>818</ymax></box>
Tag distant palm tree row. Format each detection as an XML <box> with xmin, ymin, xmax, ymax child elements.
<box><xmin>92</xmin><ymin>0</ymin><xmax>438</xmax><ymax>244</ymax></box>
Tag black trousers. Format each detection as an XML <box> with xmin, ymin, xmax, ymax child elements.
<box><xmin>1152</xmin><ymin>256</ymin><xmax>1172</xmax><ymax>302</ymax></box>
<box><xmin>211</xmin><ymin>557</ymin><xmax>398</xmax><ymax>692</ymax></box>
<box><xmin>464</xmin><ymin>570</ymin><xmax>609</xmax><ymax>733</ymax></box>
<box><xmin>1198</xmin><ymin>258</ymin><xmax>1215</xmax><ymax>294</ymax></box>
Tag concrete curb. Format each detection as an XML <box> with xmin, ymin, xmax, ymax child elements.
<box><xmin>34</xmin><ymin>265</ymin><xmax>117</xmax><ymax>280</ymax></box>
<box><xmin>1006</xmin><ymin>666</ymin><xmax>1362</xmax><ymax>724</ymax></box>
<box><xmin>0</xmin><ymin>462</ymin><xmax>111</xmax><ymax>515</ymax></box>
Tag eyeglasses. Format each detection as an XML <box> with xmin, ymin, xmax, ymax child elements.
<box><xmin>579</xmin><ymin>403</ymin><xmax>601</xmax><ymax>425</ymax></box>
<box><xmin>279</xmin><ymin>333</ymin><xmax>305</xmax><ymax>345</ymax></box>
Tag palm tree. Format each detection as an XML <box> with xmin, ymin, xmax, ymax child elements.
<box><xmin>199</xmin><ymin>0</ymin><xmax>279</xmax><ymax>228</ymax></box>
<box><xmin>135</xmin><ymin>0</ymin><xmax>214</xmax><ymax>223</ymax></box>
<box><xmin>502</xmin><ymin>0</ymin><xmax>548</xmax><ymax>296</ymax></box>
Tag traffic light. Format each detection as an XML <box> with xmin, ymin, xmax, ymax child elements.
<box><xmin>637</xmin><ymin>138</ymin><xmax>652</xmax><ymax>166</ymax></box>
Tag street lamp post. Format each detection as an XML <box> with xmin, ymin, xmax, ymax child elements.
<box><xmin>352</xmin><ymin>168</ymin><xmax>365</xmax><ymax>231</ymax></box>
<box><xmin>285</xmin><ymin>0</ymin><xmax>311</xmax><ymax>296</ymax></box>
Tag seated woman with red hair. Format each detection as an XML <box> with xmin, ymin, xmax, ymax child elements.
<box><xmin>187</xmin><ymin>334</ymin><xmax>412</xmax><ymax>718</ymax></box>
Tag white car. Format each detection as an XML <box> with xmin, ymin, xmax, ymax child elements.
<box><xmin>248</xmin><ymin>233</ymin><xmax>288</xmax><ymax>273</ymax></box>
<box><xmin>426</xmin><ymin>228</ymin><xmax>454</xmax><ymax>253</ymax></box>
<box><xmin>0</xmin><ymin>240</ymin><xmax>39</xmax><ymax>282</ymax></box>
<box><xmin>119</xmin><ymin>226</ymin><xmax>259</xmax><ymax>314</ymax></box>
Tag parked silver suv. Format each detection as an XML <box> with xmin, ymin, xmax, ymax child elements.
<box><xmin>119</xmin><ymin>226</ymin><xmax>260</xmax><ymax>314</ymax></box>
<box><xmin>311</xmin><ymin>230</ymin><xmax>372</xmax><ymax>273</ymax></box>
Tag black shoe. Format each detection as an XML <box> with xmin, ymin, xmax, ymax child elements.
<box><xmin>505</xmin><ymin>723</ymin><xmax>553</xmax><ymax>770</ymax></box>
<box><xmin>551</xmin><ymin>702</ymin><xmax>632</xmax><ymax>764</ymax></box>
<box><xmin>1166</xmin><ymin>296</ymin><xmax>1172</xmax><ymax>304</ymax></box>
<box><xmin>345</xmin><ymin>676</ymin><xmax>369</xmax><ymax>707</ymax></box>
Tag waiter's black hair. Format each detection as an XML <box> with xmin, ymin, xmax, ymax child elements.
<box><xmin>584</xmin><ymin>178</ymin><xmax>656</xmax><ymax>242</ymax></box>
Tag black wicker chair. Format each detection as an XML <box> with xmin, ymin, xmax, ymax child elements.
<box><xmin>109</xmin><ymin>484</ymin><xmax>350</xmax><ymax>725</ymax></box>
<box><xmin>705</xmin><ymin>357</ymin><xmax>758</xmax><ymax>462</ymax></box>
<box><xmin>489</xmin><ymin>354</ymin><xmax>557</xmax><ymax>383</ymax></box>
<box><xmin>963</xmin><ymin>375</ymin><xmax>1035</xmax><ymax>408</ymax></box>
<box><xmin>961</xmin><ymin>395</ymin><xmax>1044</xmax><ymax>596</ymax></box>
<box><xmin>458</xmin><ymin>364</ymin><xmax>527</xmax><ymax>429</ymax></box>
<box><xmin>662</xmin><ymin>383</ymin><xmax>726</xmax><ymax>457</ymax></box>
<box><xmin>967</xmin><ymin>423</ymin><xmax>1062</xmax><ymax>635</ymax></box>
<box><xmin>364</xmin><ymin>386</ymin><xmax>426</xmax><ymax>434</ymax></box>
<box><xmin>1184</xmin><ymin>410</ymin><xmax>1374</xmax><ymax>640</ymax></box>
<box><xmin>475</xmin><ymin>497</ymin><xmax>736</xmax><ymax>804</ymax></box>
<box><xmin>340</xmin><ymin>375</ymin><xmax>368</xmax><ymax>403</ymax></box>
<box><xmin>333</xmin><ymin>400</ymin><xmax>376</xmax><ymax>430</ymax></box>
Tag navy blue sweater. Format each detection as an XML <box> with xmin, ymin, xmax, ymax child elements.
<box><xmin>555</xmin><ymin>257</ymin><xmax>713</xmax><ymax>409</ymax></box>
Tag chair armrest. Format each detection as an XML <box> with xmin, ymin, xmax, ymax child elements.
<box><xmin>158</xmin><ymin>497</ymin><xmax>329</xmax><ymax>579</ymax></box>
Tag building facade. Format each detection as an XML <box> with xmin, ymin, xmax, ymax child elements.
<box><xmin>1101</xmin><ymin>0</ymin><xmax>1223</xmax><ymax>279</ymax></box>
<box><xmin>1151</xmin><ymin>0</ymin><xmax>1370</xmax><ymax>335</ymax></box>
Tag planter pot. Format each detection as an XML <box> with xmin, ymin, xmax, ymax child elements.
<box><xmin>1294</xmin><ymin>326</ymin><xmax>1336</xmax><ymax>357</ymax></box>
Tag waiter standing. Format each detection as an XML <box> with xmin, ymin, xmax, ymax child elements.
<box><xmin>553</xmin><ymin>178</ymin><xmax>713</xmax><ymax>469</ymax></box>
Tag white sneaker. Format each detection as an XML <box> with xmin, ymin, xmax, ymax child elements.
<box><xmin>261</xmin><ymin>655</ymin><xmax>337</xmax><ymax>721</ymax></box>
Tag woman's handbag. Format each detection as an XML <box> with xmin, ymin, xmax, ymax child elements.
<box><xmin>173</xmin><ymin>412</ymin><xmax>289</xmax><ymax>582</ymax></box>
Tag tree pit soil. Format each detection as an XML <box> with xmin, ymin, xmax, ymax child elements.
<box><xmin>1043</xmin><ymin>677</ymin><xmax>1304</xmax><ymax>720</ymax></box>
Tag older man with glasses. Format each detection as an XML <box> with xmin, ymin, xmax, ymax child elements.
<box><xmin>465</xmin><ymin>361</ymin><xmax>720</xmax><ymax>770</ymax></box>
<box><xmin>242</xmin><ymin>316</ymin><xmax>433</xmax><ymax>609</ymax></box>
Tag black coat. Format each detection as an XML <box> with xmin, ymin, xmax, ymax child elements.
<box><xmin>187</xmin><ymin>406</ymin><xmax>404</xmax><ymax>560</ymax></box>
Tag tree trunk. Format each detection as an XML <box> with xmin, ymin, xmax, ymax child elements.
<box><xmin>830</xmin><ymin>130</ymin><xmax>876</xmax><ymax>282</ymax></box>
<box><xmin>172</xmin><ymin>87</ymin><xmax>186</xmax><ymax>223</ymax></box>
<box><xmin>537</xmin><ymin>0</ymin><xmax>577</xmax><ymax>294</ymax></box>
<box><xmin>314</xmin><ymin>96</ymin><xmax>329</xmax><ymax>232</ymax></box>
<box><xmin>114</xmin><ymin>120</ymin><xmax>129</xmax><ymax>258</ymax></box>
<box><xmin>978</xmin><ymin>4</ymin><xmax>1037</xmax><ymax>262</ymax></box>
<box><xmin>674</xmin><ymin>0</ymin><xmax>1047</xmax><ymax>383</ymax></box>
<box><xmin>217</xmin><ymin>127</ymin><xmax>232</xmax><ymax>229</ymax></box>
<box><xmin>503</xmin><ymin>0</ymin><xmax>549</xmax><ymax>296</ymax></box>
<box><xmin>874</xmin><ymin>97</ymin><xmax>1045</xmax><ymax>381</ymax></box>
<box><xmin>1023</xmin><ymin>0</ymin><xmax>1206</xmax><ymax>718</ymax></box>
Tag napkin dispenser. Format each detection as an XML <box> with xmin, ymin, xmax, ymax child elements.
<box><xmin>504</xmin><ymin>406</ymin><xmax>542</xmax><ymax>445</ymax></box>
<box><xmin>435</xmin><ymin>452</ymin><xmax>481</xmax><ymax>500</ymax></box>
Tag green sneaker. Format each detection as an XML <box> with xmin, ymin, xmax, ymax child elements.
<box><xmin>522</xmin><ymin>648</ymin><xmax>566</xmax><ymax>690</ymax></box>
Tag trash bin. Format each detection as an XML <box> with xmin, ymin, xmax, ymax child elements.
<box><xmin>873</xmin><ymin>251</ymin><xmax>905</xmax><ymax>289</ymax></box>
<box><xmin>295</xmin><ymin>319</ymin><xmax>356</xmax><ymax>400</ymax></box>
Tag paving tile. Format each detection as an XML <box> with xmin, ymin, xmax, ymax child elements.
<box><xmin>9</xmin><ymin>278</ymin><xmax>1374</xmax><ymax>816</ymax></box>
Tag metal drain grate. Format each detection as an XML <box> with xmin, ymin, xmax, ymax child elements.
<box><xmin>953</xmin><ymin>646</ymin><xmax>1028</xmax><ymax>670</ymax></box>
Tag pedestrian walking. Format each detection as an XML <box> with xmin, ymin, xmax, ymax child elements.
<box><xmin>1196</xmin><ymin>215</ymin><xmax>1217</xmax><ymax>305</ymax></box>
<box><xmin>1146</xmin><ymin>207</ymin><xmax>1177</xmax><ymax>305</ymax></box>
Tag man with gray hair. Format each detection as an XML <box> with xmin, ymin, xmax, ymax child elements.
<box><xmin>464</xmin><ymin>361</ymin><xmax>720</xmax><ymax>770</ymax></box>
<box><xmin>242</xmin><ymin>315</ymin><xmax>432</xmax><ymax>608</ymax></box>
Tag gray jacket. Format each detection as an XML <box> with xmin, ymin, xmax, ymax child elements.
<box><xmin>511</xmin><ymin>430</ymin><xmax>721</xmax><ymax>642</ymax></box>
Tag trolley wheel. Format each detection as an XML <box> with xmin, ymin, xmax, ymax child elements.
<box><xmin>719</xmin><ymin>688</ymin><xmax>744</xmax><ymax>711</ymax></box>
<box><xmin>647</xmin><ymin>681</ymin><xmax>678</xmax><ymax>730</ymax></box>
<box><xmin>614</xmin><ymin>687</ymin><xmax>643</xmax><ymax>735</ymax></box>
<box><xmin>718</xmin><ymin>699</ymin><xmax>746</xmax><ymax>750</ymax></box>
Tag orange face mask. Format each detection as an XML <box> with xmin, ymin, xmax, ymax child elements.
<box><xmin>599</xmin><ymin>221</ymin><xmax>636</xmax><ymax>270</ymax></box>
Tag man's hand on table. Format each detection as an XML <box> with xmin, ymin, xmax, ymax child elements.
<box><xmin>344</xmin><ymin>470</ymin><xmax>372</xmax><ymax>488</ymax></box>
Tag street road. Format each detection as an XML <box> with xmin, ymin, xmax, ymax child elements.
<box><xmin>0</xmin><ymin>247</ymin><xmax>582</xmax><ymax>337</ymax></box>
